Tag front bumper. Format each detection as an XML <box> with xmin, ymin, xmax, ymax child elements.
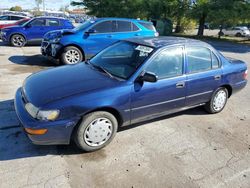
<box><xmin>14</xmin><ymin>88</ymin><xmax>79</xmax><ymax>145</ymax></box>
<box><xmin>41</xmin><ymin>40</ymin><xmax>62</xmax><ymax>59</ymax></box>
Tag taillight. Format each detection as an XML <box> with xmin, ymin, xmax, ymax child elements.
<box><xmin>243</xmin><ymin>70</ymin><xmax>248</xmax><ymax>80</ymax></box>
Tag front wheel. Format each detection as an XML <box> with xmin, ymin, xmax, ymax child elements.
<box><xmin>74</xmin><ymin>111</ymin><xmax>118</xmax><ymax>152</ymax></box>
<box><xmin>11</xmin><ymin>34</ymin><xmax>26</xmax><ymax>47</ymax></box>
<box><xmin>205</xmin><ymin>87</ymin><xmax>228</xmax><ymax>114</ymax></box>
<box><xmin>60</xmin><ymin>46</ymin><xmax>83</xmax><ymax>65</ymax></box>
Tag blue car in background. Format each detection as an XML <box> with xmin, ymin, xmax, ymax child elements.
<box><xmin>15</xmin><ymin>37</ymin><xmax>247</xmax><ymax>152</ymax></box>
<box><xmin>1</xmin><ymin>16</ymin><xmax>74</xmax><ymax>47</ymax></box>
<box><xmin>41</xmin><ymin>18</ymin><xmax>158</xmax><ymax>65</ymax></box>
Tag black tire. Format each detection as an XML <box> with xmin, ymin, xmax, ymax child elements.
<box><xmin>235</xmin><ymin>32</ymin><xmax>242</xmax><ymax>37</ymax></box>
<box><xmin>205</xmin><ymin>87</ymin><xmax>228</xmax><ymax>114</ymax></box>
<box><xmin>60</xmin><ymin>46</ymin><xmax>83</xmax><ymax>65</ymax></box>
<box><xmin>11</xmin><ymin>34</ymin><xmax>26</xmax><ymax>47</ymax></box>
<box><xmin>74</xmin><ymin>111</ymin><xmax>118</xmax><ymax>152</ymax></box>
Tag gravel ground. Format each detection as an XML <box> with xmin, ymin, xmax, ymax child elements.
<box><xmin>0</xmin><ymin>40</ymin><xmax>250</xmax><ymax>188</ymax></box>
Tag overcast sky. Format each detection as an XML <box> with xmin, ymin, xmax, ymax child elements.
<box><xmin>0</xmin><ymin>0</ymin><xmax>75</xmax><ymax>11</ymax></box>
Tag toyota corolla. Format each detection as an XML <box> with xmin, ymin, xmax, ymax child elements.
<box><xmin>15</xmin><ymin>37</ymin><xmax>248</xmax><ymax>152</ymax></box>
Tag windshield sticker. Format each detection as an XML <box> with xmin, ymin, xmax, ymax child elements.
<box><xmin>136</xmin><ymin>45</ymin><xmax>153</xmax><ymax>53</ymax></box>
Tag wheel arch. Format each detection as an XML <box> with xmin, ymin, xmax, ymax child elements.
<box><xmin>220</xmin><ymin>84</ymin><xmax>232</xmax><ymax>98</ymax></box>
<box><xmin>70</xmin><ymin>107</ymin><xmax>123</xmax><ymax>140</ymax></box>
<box><xmin>9</xmin><ymin>32</ymin><xmax>27</xmax><ymax>42</ymax></box>
<box><xmin>60</xmin><ymin>44</ymin><xmax>85</xmax><ymax>60</ymax></box>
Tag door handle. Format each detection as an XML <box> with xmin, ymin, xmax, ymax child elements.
<box><xmin>214</xmin><ymin>75</ymin><xmax>221</xmax><ymax>80</ymax></box>
<box><xmin>107</xmin><ymin>35</ymin><xmax>113</xmax><ymax>38</ymax></box>
<box><xmin>176</xmin><ymin>81</ymin><xmax>185</xmax><ymax>88</ymax></box>
<box><xmin>135</xmin><ymin>33</ymin><xmax>141</xmax><ymax>36</ymax></box>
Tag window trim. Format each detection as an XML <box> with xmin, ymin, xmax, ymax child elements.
<box><xmin>185</xmin><ymin>45</ymin><xmax>222</xmax><ymax>75</ymax></box>
<box><xmin>145</xmin><ymin>46</ymin><xmax>185</xmax><ymax>80</ymax></box>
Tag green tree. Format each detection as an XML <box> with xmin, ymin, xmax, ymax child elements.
<box><xmin>9</xmin><ymin>6</ymin><xmax>22</xmax><ymax>12</ymax></box>
<box><xmin>35</xmin><ymin>0</ymin><xmax>43</xmax><ymax>11</ymax></box>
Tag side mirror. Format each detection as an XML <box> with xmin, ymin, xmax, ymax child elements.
<box><xmin>138</xmin><ymin>72</ymin><xmax>157</xmax><ymax>83</ymax></box>
<box><xmin>84</xmin><ymin>29</ymin><xmax>96</xmax><ymax>36</ymax></box>
<box><xmin>25</xmin><ymin>24</ymin><xmax>31</xmax><ymax>28</ymax></box>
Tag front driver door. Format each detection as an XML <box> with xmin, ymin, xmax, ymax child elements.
<box><xmin>83</xmin><ymin>20</ymin><xmax>118</xmax><ymax>59</ymax></box>
<box><xmin>130</xmin><ymin>46</ymin><xmax>187</xmax><ymax>124</ymax></box>
<box><xmin>25</xmin><ymin>18</ymin><xmax>47</xmax><ymax>41</ymax></box>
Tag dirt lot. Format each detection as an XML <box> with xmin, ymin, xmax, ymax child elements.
<box><xmin>0</xmin><ymin>40</ymin><xmax>250</xmax><ymax>188</ymax></box>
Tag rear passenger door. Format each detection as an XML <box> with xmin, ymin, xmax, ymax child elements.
<box><xmin>185</xmin><ymin>46</ymin><xmax>222</xmax><ymax>106</ymax></box>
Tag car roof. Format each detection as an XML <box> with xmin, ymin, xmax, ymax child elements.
<box><xmin>124</xmin><ymin>36</ymin><xmax>209</xmax><ymax>49</ymax></box>
<box><xmin>0</xmin><ymin>14</ymin><xmax>28</xmax><ymax>18</ymax></box>
<box><xmin>94</xmin><ymin>17</ymin><xmax>152</xmax><ymax>23</ymax></box>
<box><xmin>35</xmin><ymin>16</ymin><xmax>67</xmax><ymax>20</ymax></box>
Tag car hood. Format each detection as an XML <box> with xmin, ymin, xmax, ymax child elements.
<box><xmin>1</xmin><ymin>25</ymin><xmax>22</xmax><ymax>31</ymax></box>
<box><xmin>44</xmin><ymin>29</ymin><xmax>75</xmax><ymax>40</ymax></box>
<box><xmin>23</xmin><ymin>63</ymin><xmax>120</xmax><ymax>107</ymax></box>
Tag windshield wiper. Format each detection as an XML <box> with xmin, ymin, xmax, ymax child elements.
<box><xmin>92</xmin><ymin>64</ymin><xmax>114</xmax><ymax>79</ymax></box>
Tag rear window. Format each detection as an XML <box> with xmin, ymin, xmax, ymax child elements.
<box><xmin>139</xmin><ymin>22</ymin><xmax>156</xmax><ymax>31</ymax></box>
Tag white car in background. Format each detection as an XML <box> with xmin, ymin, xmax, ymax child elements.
<box><xmin>220</xmin><ymin>26</ymin><xmax>250</xmax><ymax>37</ymax></box>
<box><xmin>0</xmin><ymin>15</ymin><xmax>29</xmax><ymax>25</ymax></box>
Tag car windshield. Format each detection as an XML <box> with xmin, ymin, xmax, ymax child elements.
<box><xmin>73</xmin><ymin>20</ymin><xmax>94</xmax><ymax>32</ymax></box>
<box><xmin>89</xmin><ymin>41</ymin><xmax>154</xmax><ymax>80</ymax></box>
<box><xmin>17</xmin><ymin>19</ymin><xmax>29</xmax><ymax>26</ymax></box>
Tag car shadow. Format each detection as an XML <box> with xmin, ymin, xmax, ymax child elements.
<box><xmin>0</xmin><ymin>99</ymin><xmax>208</xmax><ymax>161</ymax></box>
<box><xmin>9</xmin><ymin>55</ymin><xmax>55</xmax><ymax>67</ymax></box>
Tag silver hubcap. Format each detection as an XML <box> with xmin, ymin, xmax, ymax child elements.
<box><xmin>65</xmin><ymin>49</ymin><xmax>80</xmax><ymax>64</ymax></box>
<box><xmin>13</xmin><ymin>36</ymin><xmax>24</xmax><ymax>46</ymax></box>
<box><xmin>213</xmin><ymin>90</ymin><xmax>227</xmax><ymax>111</ymax></box>
<box><xmin>84</xmin><ymin>118</ymin><xmax>113</xmax><ymax>147</ymax></box>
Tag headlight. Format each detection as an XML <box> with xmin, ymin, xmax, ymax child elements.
<box><xmin>25</xmin><ymin>103</ymin><xmax>59</xmax><ymax>121</ymax></box>
<box><xmin>51</xmin><ymin>37</ymin><xmax>60</xmax><ymax>43</ymax></box>
<box><xmin>1</xmin><ymin>31</ymin><xmax>6</xmax><ymax>36</ymax></box>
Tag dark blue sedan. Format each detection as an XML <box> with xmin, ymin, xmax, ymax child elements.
<box><xmin>15</xmin><ymin>37</ymin><xmax>248</xmax><ymax>151</ymax></box>
<box><xmin>1</xmin><ymin>16</ymin><xmax>74</xmax><ymax>47</ymax></box>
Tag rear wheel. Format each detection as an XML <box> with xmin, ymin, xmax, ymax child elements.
<box><xmin>11</xmin><ymin>34</ymin><xmax>26</xmax><ymax>47</ymax></box>
<box><xmin>60</xmin><ymin>46</ymin><xmax>83</xmax><ymax>65</ymax></box>
<box><xmin>205</xmin><ymin>87</ymin><xmax>228</xmax><ymax>114</ymax></box>
<box><xmin>74</xmin><ymin>111</ymin><xmax>118</xmax><ymax>152</ymax></box>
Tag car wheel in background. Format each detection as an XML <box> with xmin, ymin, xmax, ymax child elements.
<box><xmin>11</xmin><ymin>34</ymin><xmax>26</xmax><ymax>47</ymax></box>
<box><xmin>60</xmin><ymin>46</ymin><xmax>83</xmax><ymax>65</ymax></box>
<box><xmin>235</xmin><ymin>33</ymin><xmax>242</xmax><ymax>37</ymax></box>
<box><xmin>205</xmin><ymin>87</ymin><xmax>228</xmax><ymax>114</ymax></box>
<box><xmin>74</xmin><ymin>111</ymin><xmax>118</xmax><ymax>152</ymax></box>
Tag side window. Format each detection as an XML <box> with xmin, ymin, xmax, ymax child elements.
<box><xmin>132</xmin><ymin>23</ymin><xmax>140</xmax><ymax>31</ymax></box>
<box><xmin>211</xmin><ymin>52</ymin><xmax>220</xmax><ymax>69</ymax></box>
<box><xmin>116</xmin><ymin>21</ymin><xmax>132</xmax><ymax>32</ymax></box>
<box><xmin>92</xmin><ymin>21</ymin><xmax>113</xmax><ymax>33</ymax></box>
<box><xmin>11</xmin><ymin>16</ymin><xmax>22</xmax><ymax>20</ymax></box>
<box><xmin>0</xmin><ymin>16</ymin><xmax>9</xmax><ymax>20</ymax></box>
<box><xmin>146</xmin><ymin>47</ymin><xmax>183</xmax><ymax>79</ymax></box>
<box><xmin>30</xmin><ymin>19</ymin><xmax>46</xmax><ymax>26</ymax></box>
<box><xmin>47</xmin><ymin>19</ymin><xmax>60</xmax><ymax>26</ymax></box>
<box><xmin>187</xmin><ymin>47</ymin><xmax>211</xmax><ymax>73</ymax></box>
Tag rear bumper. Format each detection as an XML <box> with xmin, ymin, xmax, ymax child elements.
<box><xmin>232</xmin><ymin>80</ymin><xmax>247</xmax><ymax>94</ymax></box>
<box><xmin>14</xmin><ymin>88</ymin><xmax>79</xmax><ymax>145</ymax></box>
